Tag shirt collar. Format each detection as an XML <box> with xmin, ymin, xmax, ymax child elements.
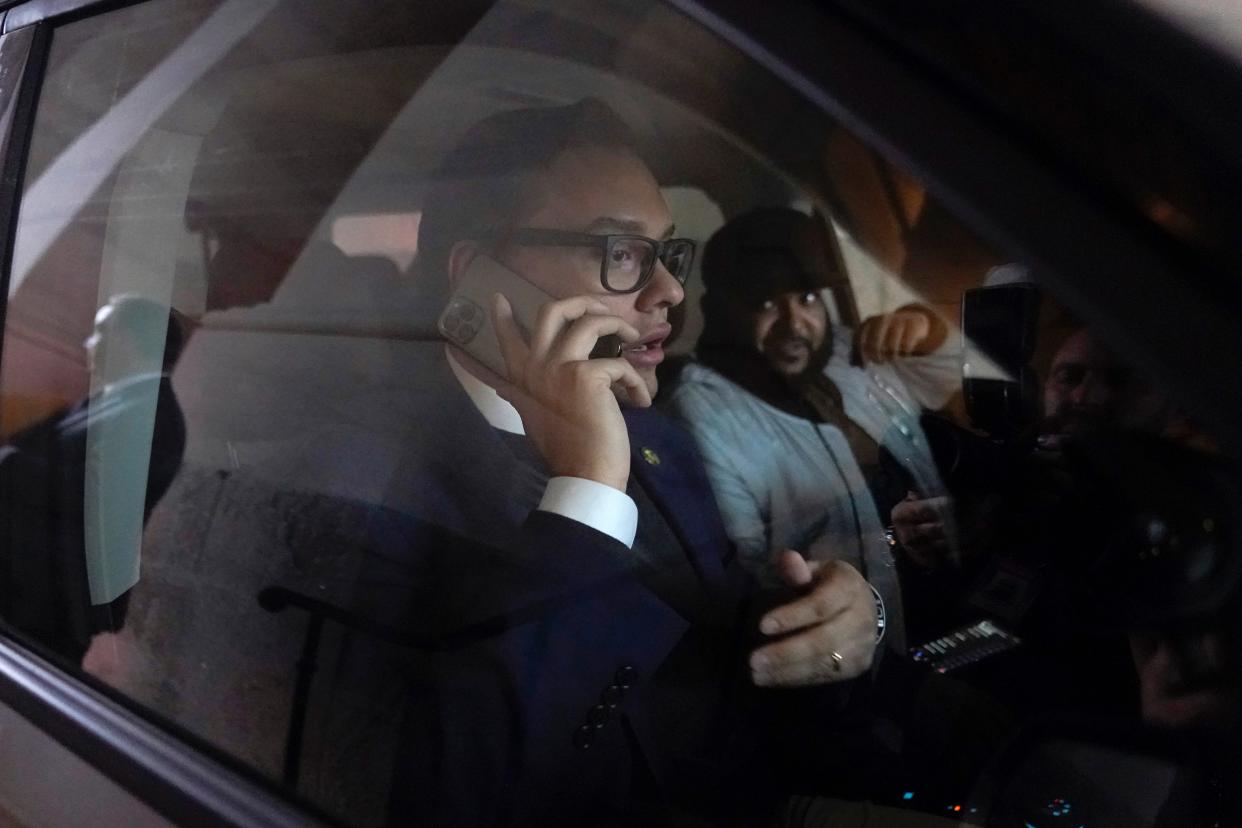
<box><xmin>445</xmin><ymin>346</ymin><xmax>525</xmax><ymax>435</ymax></box>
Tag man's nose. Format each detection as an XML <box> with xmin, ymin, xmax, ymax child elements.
<box><xmin>1067</xmin><ymin>372</ymin><xmax>1098</xmax><ymax>405</ymax></box>
<box><xmin>784</xmin><ymin>298</ymin><xmax>814</xmax><ymax>337</ymax></box>
<box><xmin>635</xmin><ymin>260</ymin><xmax>684</xmax><ymax>311</ymax></box>
<box><xmin>1070</xmin><ymin>371</ymin><xmax>1118</xmax><ymax>408</ymax></box>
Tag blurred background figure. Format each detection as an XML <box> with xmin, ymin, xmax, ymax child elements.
<box><xmin>1040</xmin><ymin>327</ymin><xmax>1171</xmax><ymax>447</ymax></box>
<box><xmin>0</xmin><ymin>294</ymin><xmax>186</xmax><ymax>664</ymax></box>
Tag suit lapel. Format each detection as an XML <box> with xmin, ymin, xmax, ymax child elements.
<box><xmin>624</xmin><ymin>407</ymin><xmax>726</xmax><ymax>586</ymax></box>
<box><xmin>383</xmin><ymin>347</ymin><xmax>546</xmax><ymax>544</ymax></box>
<box><xmin>391</xmin><ymin>348</ymin><xmax>725</xmax><ymax>593</ymax></box>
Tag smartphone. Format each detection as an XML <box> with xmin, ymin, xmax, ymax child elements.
<box><xmin>909</xmin><ymin>619</ymin><xmax>1021</xmax><ymax>673</ymax></box>
<box><xmin>437</xmin><ymin>254</ymin><xmax>622</xmax><ymax>378</ymax></box>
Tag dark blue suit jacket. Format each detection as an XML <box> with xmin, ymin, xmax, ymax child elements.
<box><xmin>371</xmin><ymin>348</ymin><xmax>858</xmax><ymax>826</ymax></box>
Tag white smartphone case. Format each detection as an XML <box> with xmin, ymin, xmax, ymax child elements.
<box><xmin>437</xmin><ymin>255</ymin><xmax>554</xmax><ymax>378</ymax></box>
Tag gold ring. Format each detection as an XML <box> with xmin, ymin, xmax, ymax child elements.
<box><xmin>830</xmin><ymin>651</ymin><xmax>843</xmax><ymax>673</ymax></box>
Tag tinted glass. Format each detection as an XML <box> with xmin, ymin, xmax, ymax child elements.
<box><xmin>0</xmin><ymin>0</ymin><xmax>1234</xmax><ymax>825</ymax></box>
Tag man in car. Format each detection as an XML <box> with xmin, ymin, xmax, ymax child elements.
<box><xmin>1039</xmin><ymin>326</ymin><xmax>1171</xmax><ymax>448</ymax></box>
<box><xmin>662</xmin><ymin>208</ymin><xmax>951</xmax><ymax>652</ymax></box>
<box><xmin>1035</xmin><ymin>329</ymin><xmax>1240</xmax><ymax>732</ymax></box>
<box><xmin>384</xmin><ymin>100</ymin><xmax>897</xmax><ymax>826</ymax></box>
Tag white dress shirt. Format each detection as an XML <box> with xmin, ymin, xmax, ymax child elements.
<box><xmin>446</xmin><ymin>348</ymin><xmax>638</xmax><ymax>548</ymax></box>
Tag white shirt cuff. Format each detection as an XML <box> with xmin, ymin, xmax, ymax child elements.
<box><xmin>537</xmin><ymin>477</ymin><xmax>637</xmax><ymax>548</ymax></box>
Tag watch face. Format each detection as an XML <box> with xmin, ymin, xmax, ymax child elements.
<box><xmin>872</xmin><ymin>585</ymin><xmax>887</xmax><ymax>643</ymax></box>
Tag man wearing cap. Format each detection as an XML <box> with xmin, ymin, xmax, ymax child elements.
<box><xmin>664</xmin><ymin>208</ymin><xmax>953</xmax><ymax>653</ymax></box>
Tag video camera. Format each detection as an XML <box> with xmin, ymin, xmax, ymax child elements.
<box><xmin>933</xmin><ymin>281</ymin><xmax>1242</xmax><ymax>636</ymax></box>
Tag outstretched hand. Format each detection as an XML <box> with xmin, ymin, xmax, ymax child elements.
<box><xmin>749</xmin><ymin>551</ymin><xmax>877</xmax><ymax>686</ymax></box>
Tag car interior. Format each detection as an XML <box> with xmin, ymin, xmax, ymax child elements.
<box><xmin>0</xmin><ymin>0</ymin><xmax>1238</xmax><ymax>825</ymax></box>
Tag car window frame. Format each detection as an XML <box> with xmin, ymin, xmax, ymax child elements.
<box><xmin>0</xmin><ymin>6</ymin><xmax>375</xmax><ymax>826</ymax></box>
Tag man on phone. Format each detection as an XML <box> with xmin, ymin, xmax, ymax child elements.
<box><xmin>385</xmin><ymin>99</ymin><xmax>900</xmax><ymax>826</ymax></box>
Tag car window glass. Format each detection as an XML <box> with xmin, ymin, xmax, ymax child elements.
<box><xmin>0</xmin><ymin>0</ymin><xmax>1234</xmax><ymax>825</ymax></box>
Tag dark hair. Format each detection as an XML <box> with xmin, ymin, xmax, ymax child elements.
<box><xmin>416</xmin><ymin>98</ymin><xmax>639</xmax><ymax>284</ymax></box>
<box><xmin>698</xmin><ymin>207</ymin><xmax>843</xmax><ymax>347</ymax></box>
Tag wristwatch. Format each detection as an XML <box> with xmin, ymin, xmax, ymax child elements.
<box><xmin>870</xmin><ymin>584</ymin><xmax>887</xmax><ymax>644</ymax></box>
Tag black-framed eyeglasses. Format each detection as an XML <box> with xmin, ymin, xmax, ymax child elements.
<box><xmin>504</xmin><ymin>228</ymin><xmax>695</xmax><ymax>294</ymax></box>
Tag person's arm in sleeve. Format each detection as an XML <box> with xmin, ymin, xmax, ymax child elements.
<box><xmin>537</xmin><ymin>475</ymin><xmax>636</xmax><ymax>546</ymax></box>
<box><xmin>853</xmin><ymin>303</ymin><xmax>961</xmax><ymax>411</ymax></box>
<box><xmin>664</xmin><ymin>381</ymin><xmax>772</xmax><ymax>577</ymax></box>
<box><xmin>392</xmin><ymin>509</ymin><xmax>687</xmax><ymax>825</ymax></box>
<box><xmin>666</xmin><ymin>382</ymin><xmax>880</xmax><ymax>685</ymax></box>
<box><xmin>394</xmin><ymin>294</ymin><xmax>685</xmax><ymax>824</ymax></box>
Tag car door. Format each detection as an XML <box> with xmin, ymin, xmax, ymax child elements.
<box><xmin>0</xmin><ymin>0</ymin><xmax>1238</xmax><ymax>825</ymax></box>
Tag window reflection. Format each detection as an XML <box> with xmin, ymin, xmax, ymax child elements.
<box><xmin>0</xmin><ymin>0</ymin><xmax>1236</xmax><ymax>826</ymax></box>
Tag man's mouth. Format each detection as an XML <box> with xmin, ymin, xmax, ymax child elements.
<box><xmin>770</xmin><ymin>337</ymin><xmax>812</xmax><ymax>360</ymax></box>
<box><xmin>1148</xmin><ymin>686</ymin><xmax>1232</xmax><ymax>728</ymax></box>
<box><xmin>1050</xmin><ymin>405</ymin><xmax>1108</xmax><ymax>433</ymax></box>
<box><xmin>622</xmin><ymin>325</ymin><xmax>671</xmax><ymax>367</ymax></box>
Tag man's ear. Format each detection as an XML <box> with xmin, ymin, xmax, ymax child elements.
<box><xmin>447</xmin><ymin>242</ymin><xmax>482</xmax><ymax>291</ymax></box>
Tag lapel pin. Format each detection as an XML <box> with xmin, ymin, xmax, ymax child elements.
<box><xmin>640</xmin><ymin>447</ymin><xmax>661</xmax><ymax>466</ymax></box>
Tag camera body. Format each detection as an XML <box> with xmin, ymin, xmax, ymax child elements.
<box><xmin>936</xmin><ymin>283</ymin><xmax>1242</xmax><ymax>633</ymax></box>
<box><xmin>961</xmin><ymin>282</ymin><xmax>1042</xmax><ymax>439</ymax></box>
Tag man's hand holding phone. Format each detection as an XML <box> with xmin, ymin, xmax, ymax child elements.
<box><xmin>490</xmin><ymin>293</ymin><xmax>648</xmax><ymax>493</ymax></box>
